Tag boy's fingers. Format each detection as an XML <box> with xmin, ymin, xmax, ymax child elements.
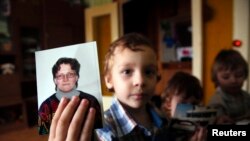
<box><xmin>55</xmin><ymin>96</ymin><xmax>80</xmax><ymax>140</ymax></box>
<box><xmin>48</xmin><ymin>96</ymin><xmax>95</xmax><ymax>141</ymax></box>
<box><xmin>66</xmin><ymin>99</ymin><xmax>90</xmax><ymax>141</ymax></box>
<box><xmin>80</xmin><ymin>107</ymin><xmax>96</xmax><ymax>141</ymax></box>
<box><xmin>49</xmin><ymin>97</ymin><xmax>69</xmax><ymax>141</ymax></box>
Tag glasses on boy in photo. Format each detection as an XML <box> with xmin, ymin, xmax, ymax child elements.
<box><xmin>56</xmin><ymin>72</ymin><xmax>76</xmax><ymax>80</ymax></box>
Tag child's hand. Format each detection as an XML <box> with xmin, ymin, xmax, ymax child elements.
<box><xmin>48</xmin><ymin>96</ymin><xmax>96</xmax><ymax>141</ymax></box>
<box><xmin>189</xmin><ymin>126</ymin><xmax>207</xmax><ymax>141</ymax></box>
<box><xmin>214</xmin><ymin>115</ymin><xmax>234</xmax><ymax>124</ymax></box>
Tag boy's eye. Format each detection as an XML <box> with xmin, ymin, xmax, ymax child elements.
<box><xmin>122</xmin><ymin>69</ymin><xmax>132</xmax><ymax>75</ymax></box>
<box><xmin>145</xmin><ymin>69</ymin><xmax>156</xmax><ymax>76</ymax></box>
<box><xmin>222</xmin><ymin>75</ymin><xmax>229</xmax><ymax>80</ymax></box>
<box><xmin>235</xmin><ymin>72</ymin><xmax>245</xmax><ymax>78</ymax></box>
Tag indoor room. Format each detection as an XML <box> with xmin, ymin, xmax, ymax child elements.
<box><xmin>0</xmin><ymin>0</ymin><xmax>249</xmax><ymax>140</ymax></box>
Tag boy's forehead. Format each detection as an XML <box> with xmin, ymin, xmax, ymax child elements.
<box><xmin>112</xmin><ymin>46</ymin><xmax>157</xmax><ymax>64</ymax></box>
<box><xmin>219</xmin><ymin>64</ymin><xmax>243</xmax><ymax>70</ymax></box>
<box><xmin>113</xmin><ymin>45</ymin><xmax>155</xmax><ymax>54</ymax></box>
<box><xmin>218</xmin><ymin>66</ymin><xmax>244</xmax><ymax>73</ymax></box>
<box><xmin>113</xmin><ymin>45</ymin><xmax>127</xmax><ymax>53</ymax></box>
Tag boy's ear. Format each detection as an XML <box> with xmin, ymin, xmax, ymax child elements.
<box><xmin>104</xmin><ymin>75</ymin><xmax>113</xmax><ymax>90</ymax></box>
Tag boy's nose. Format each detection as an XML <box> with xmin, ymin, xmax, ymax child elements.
<box><xmin>133</xmin><ymin>73</ymin><xmax>145</xmax><ymax>87</ymax></box>
<box><xmin>229</xmin><ymin>76</ymin><xmax>237</xmax><ymax>83</ymax></box>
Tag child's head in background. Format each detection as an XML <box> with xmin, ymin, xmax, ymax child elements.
<box><xmin>211</xmin><ymin>49</ymin><xmax>248</xmax><ymax>95</ymax></box>
<box><xmin>103</xmin><ymin>33</ymin><xmax>160</xmax><ymax>109</ymax></box>
<box><xmin>161</xmin><ymin>71</ymin><xmax>203</xmax><ymax>118</ymax></box>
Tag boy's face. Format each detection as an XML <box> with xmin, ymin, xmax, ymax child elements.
<box><xmin>54</xmin><ymin>64</ymin><xmax>78</xmax><ymax>93</ymax></box>
<box><xmin>105</xmin><ymin>46</ymin><xmax>158</xmax><ymax>109</ymax></box>
<box><xmin>216</xmin><ymin>68</ymin><xmax>245</xmax><ymax>95</ymax></box>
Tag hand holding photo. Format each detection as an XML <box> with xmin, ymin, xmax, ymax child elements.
<box><xmin>35</xmin><ymin>42</ymin><xmax>103</xmax><ymax>138</ymax></box>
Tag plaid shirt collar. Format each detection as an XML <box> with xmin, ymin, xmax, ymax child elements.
<box><xmin>108</xmin><ymin>97</ymin><xmax>164</xmax><ymax>137</ymax></box>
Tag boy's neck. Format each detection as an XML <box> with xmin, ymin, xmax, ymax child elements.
<box><xmin>219</xmin><ymin>87</ymin><xmax>242</xmax><ymax>97</ymax></box>
<box><xmin>122</xmin><ymin>103</ymin><xmax>153</xmax><ymax>130</ymax></box>
<box><xmin>121</xmin><ymin>102</ymin><xmax>147</xmax><ymax>115</ymax></box>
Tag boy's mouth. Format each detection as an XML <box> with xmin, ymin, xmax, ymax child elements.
<box><xmin>131</xmin><ymin>93</ymin><xmax>146</xmax><ymax>100</ymax></box>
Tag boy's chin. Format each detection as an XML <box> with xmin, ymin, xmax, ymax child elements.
<box><xmin>129</xmin><ymin>102</ymin><xmax>147</xmax><ymax>109</ymax></box>
<box><xmin>222</xmin><ymin>87</ymin><xmax>242</xmax><ymax>95</ymax></box>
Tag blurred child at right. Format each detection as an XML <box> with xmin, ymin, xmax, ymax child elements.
<box><xmin>161</xmin><ymin>71</ymin><xmax>207</xmax><ymax>141</ymax></box>
<box><xmin>208</xmin><ymin>49</ymin><xmax>250</xmax><ymax>124</ymax></box>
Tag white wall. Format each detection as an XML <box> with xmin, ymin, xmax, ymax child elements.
<box><xmin>233</xmin><ymin>0</ymin><xmax>250</xmax><ymax>91</ymax></box>
<box><xmin>102</xmin><ymin>96</ymin><xmax>113</xmax><ymax>111</ymax></box>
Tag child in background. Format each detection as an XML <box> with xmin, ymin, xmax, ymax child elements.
<box><xmin>95</xmin><ymin>33</ymin><xmax>174</xmax><ymax>140</ymax></box>
<box><xmin>161</xmin><ymin>71</ymin><xmax>203</xmax><ymax>119</ymax></box>
<box><xmin>208</xmin><ymin>49</ymin><xmax>250</xmax><ymax>124</ymax></box>
<box><xmin>161</xmin><ymin>71</ymin><xmax>207</xmax><ymax>141</ymax></box>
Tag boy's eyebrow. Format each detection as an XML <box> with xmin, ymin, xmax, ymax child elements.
<box><xmin>147</xmin><ymin>64</ymin><xmax>157</xmax><ymax>68</ymax></box>
<box><xmin>144</xmin><ymin>65</ymin><xmax>158</xmax><ymax>72</ymax></box>
<box><xmin>117</xmin><ymin>64</ymin><xmax>131</xmax><ymax>68</ymax></box>
<box><xmin>116</xmin><ymin>62</ymin><xmax>136</xmax><ymax>69</ymax></box>
<box><xmin>116</xmin><ymin>63</ymin><xmax>158</xmax><ymax>69</ymax></box>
